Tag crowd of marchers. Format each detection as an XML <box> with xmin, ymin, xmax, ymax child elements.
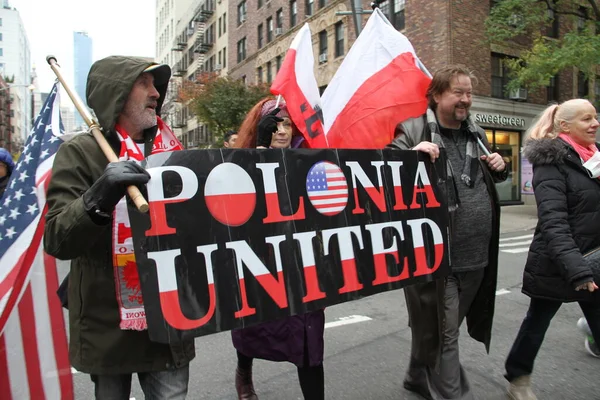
<box><xmin>28</xmin><ymin>55</ymin><xmax>600</xmax><ymax>400</ymax></box>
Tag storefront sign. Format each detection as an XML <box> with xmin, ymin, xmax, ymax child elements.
<box><xmin>128</xmin><ymin>148</ymin><xmax>450</xmax><ymax>343</ymax></box>
<box><xmin>475</xmin><ymin>113</ymin><xmax>526</xmax><ymax>128</ymax></box>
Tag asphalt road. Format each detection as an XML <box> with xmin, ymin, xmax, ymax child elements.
<box><xmin>69</xmin><ymin>229</ymin><xmax>599</xmax><ymax>399</ymax></box>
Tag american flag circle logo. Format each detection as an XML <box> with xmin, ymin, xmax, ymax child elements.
<box><xmin>306</xmin><ymin>161</ymin><xmax>348</xmax><ymax>216</ymax></box>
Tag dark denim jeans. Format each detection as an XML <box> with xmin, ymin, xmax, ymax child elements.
<box><xmin>505</xmin><ymin>297</ymin><xmax>600</xmax><ymax>382</ymax></box>
<box><xmin>91</xmin><ymin>364</ymin><xmax>189</xmax><ymax>400</ymax></box>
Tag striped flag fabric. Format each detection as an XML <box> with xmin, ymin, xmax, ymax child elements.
<box><xmin>0</xmin><ymin>82</ymin><xmax>74</xmax><ymax>399</ymax></box>
<box><xmin>305</xmin><ymin>161</ymin><xmax>348</xmax><ymax>216</ymax></box>
<box><xmin>321</xmin><ymin>8</ymin><xmax>431</xmax><ymax>149</ymax></box>
<box><xmin>270</xmin><ymin>23</ymin><xmax>328</xmax><ymax>148</ymax></box>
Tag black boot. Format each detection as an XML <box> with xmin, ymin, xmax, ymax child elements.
<box><xmin>235</xmin><ymin>366</ymin><xmax>258</xmax><ymax>400</ymax></box>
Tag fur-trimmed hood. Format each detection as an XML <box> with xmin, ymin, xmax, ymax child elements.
<box><xmin>523</xmin><ymin>137</ymin><xmax>600</xmax><ymax>166</ymax></box>
<box><xmin>523</xmin><ymin>138</ymin><xmax>572</xmax><ymax>166</ymax></box>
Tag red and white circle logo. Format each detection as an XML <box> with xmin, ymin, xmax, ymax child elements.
<box><xmin>204</xmin><ymin>163</ymin><xmax>257</xmax><ymax>226</ymax></box>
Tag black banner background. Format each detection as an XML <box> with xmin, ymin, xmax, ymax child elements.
<box><xmin>129</xmin><ymin>148</ymin><xmax>450</xmax><ymax>343</ymax></box>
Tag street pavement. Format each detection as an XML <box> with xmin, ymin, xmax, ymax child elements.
<box><xmin>68</xmin><ymin>206</ymin><xmax>600</xmax><ymax>399</ymax></box>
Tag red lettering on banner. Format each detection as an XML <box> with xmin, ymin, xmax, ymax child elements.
<box><xmin>293</xmin><ymin>231</ymin><xmax>326</xmax><ymax>302</ymax></box>
<box><xmin>227</xmin><ymin>238</ymin><xmax>289</xmax><ymax>318</ymax></box>
<box><xmin>407</xmin><ymin>218</ymin><xmax>444</xmax><ymax>276</ymax></box>
<box><xmin>346</xmin><ymin>161</ymin><xmax>387</xmax><ymax>214</ymax></box>
<box><xmin>257</xmin><ymin>163</ymin><xmax>306</xmax><ymax>223</ymax></box>
<box><xmin>365</xmin><ymin>221</ymin><xmax>410</xmax><ymax>285</ymax></box>
<box><xmin>409</xmin><ymin>162</ymin><xmax>441</xmax><ymax>209</ymax></box>
<box><xmin>145</xmin><ymin>166</ymin><xmax>199</xmax><ymax>237</ymax></box>
<box><xmin>322</xmin><ymin>226</ymin><xmax>364</xmax><ymax>293</ymax></box>
<box><xmin>387</xmin><ymin>161</ymin><xmax>408</xmax><ymax>211</ymax></box>
<box><xmin>147</xmin><ymin>246</ymin><xmax>218</xmax><ymax>330</ymax></box>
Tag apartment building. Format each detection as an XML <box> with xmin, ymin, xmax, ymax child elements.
<box><xmin>225</xmin><ymin>0</ymin><xmax>597</xmax><ymax>205</ymax></box>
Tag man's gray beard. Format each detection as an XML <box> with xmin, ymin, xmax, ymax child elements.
<box><xmin>454</xmin><ymin>109</ymin><xmax>469</xmax><ymax>122</ymax></box>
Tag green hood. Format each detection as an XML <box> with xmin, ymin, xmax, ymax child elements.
<box><xmin>86</xmin><ymin>56</ymin><xmax>170</xmax><ymax>133</ymax></box>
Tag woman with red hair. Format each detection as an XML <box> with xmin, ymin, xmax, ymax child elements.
<box><xmin>232</xmin><ymin>97</ymin><xmax>325</xmax><ymax>400</ymax></box>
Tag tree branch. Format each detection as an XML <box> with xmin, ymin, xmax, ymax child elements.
<box><xmin>542</xmin><ymin>0</ymin><xmax>599</xmax><ymax>21</ymax></box>
<box><xmin>586</xmin><ymin>0</ymin><xmax>600</xmax><ymax>20</ymax></box>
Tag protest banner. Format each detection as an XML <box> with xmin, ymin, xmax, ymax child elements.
<box><xmin>128</xmin><ymin>148</ymin><xmax>450</xmax><ymax>344</ymax></box>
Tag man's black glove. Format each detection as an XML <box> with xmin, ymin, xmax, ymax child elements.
<box><xmin>83</xmin><ymin>161</ymin><xmax>150</xmax><ymax>221</ymax></box>
<box><xmin>257</xmin><ymin>108</ymin><xmax>283</xmax><ymax>148</ymax></box>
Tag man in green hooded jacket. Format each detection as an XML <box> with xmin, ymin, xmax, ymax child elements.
<box><xmin>44</xmin><ymin>56</ymin><xmax>194</xmax><ymax>399</ymax></box>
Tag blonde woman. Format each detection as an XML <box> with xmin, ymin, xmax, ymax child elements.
<box><xmin>505</xmin><ymin>99</ymin><xmax>600</xmax><ymax>400</ymax></box>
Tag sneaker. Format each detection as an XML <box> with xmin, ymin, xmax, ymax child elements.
<box><xmin>584</xmin><ymin>338</ymin><xmax>600</xmax><ymax>358</ymax></box>
<box><xmin>577</xmin><ymin>317</ymin><xmax>592</xmax><ymax>336</ymax></box>
<box><xmin>577</xmin><ymin>317</ymin><xmax>600</xmax><ymax>357</ymax></box>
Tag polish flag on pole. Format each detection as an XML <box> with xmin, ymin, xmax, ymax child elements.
<box><xmin>321</xmin><ymin>9</ymin><xmax>432</xmax><ymax>149</ymax></box>
<box><xmin>270</xmin><ymin>23</ymin><xmax>328</xmax><ymax>148</ymax></box>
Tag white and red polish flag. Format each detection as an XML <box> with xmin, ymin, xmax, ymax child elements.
<box><xmin>270</xmin><ymin>23</ymin><xmax>328</xmax><ymax>148</ymax></box>
<box><xmin>0</xmin><ymin>83</ymin><xmax>73</xmax><ymax>399</ymax></box>
<box><xmin>321</xmin><ymin>8</ymin><xmax>431</xmax><ymax>149</ymax></box>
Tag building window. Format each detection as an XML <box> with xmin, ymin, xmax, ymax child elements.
<box><xmin>267</xmin><ymin>17</ymin><xmax>274</xmax><ymax>42</ymax></box>
<box><xmin>258</xmin><ymin>0</ymin><xmax>263</xmax><ymax>8</ymax></box>
<box><xmin>578</xmin><ymin>71</ymin><xmax>589</xmax><ymax>98</ymax></box>
<box><xmin>258</xmin><ymin>24</ymin><xmax>264</xmax><ymax>49</ymax></box>
<box><xmin>491</xmin><ymin>53</ymin><xmax>515</xmax><ymax>99</ymax></box>
<box><xmin>257</xmin><ymin>66</ymin><xmax>263</xmax><ymax>84</ymax></box>
<box><xmin>223</xmin><ymin>46</ymin><xmax>227</xmax><ymax>68</ymax></box>
<box><xmin>218</xmin><ymin>17</ymin><xmax>222</xmax><ymax>37</ymax></box>
<box><xmin>267</xmin><ymin>61</ymin><xmax>273</xmax><ymax>83</ymax></box>
<box><xmin>578</xmin><ymin>6</ymin><xmax>588</xmax><ymax>32</ymax></box>
<box><xmin>0</xmin><ymin>33</ymin><xmax>3</xmax><ymax>42</ymax></box>
<box><xmin>238</xmin><ymin>1</ymin><xmax>247</xmax><ymax>26</ymax></box>
<box><xmin>546</xmin><ymin>4</ymin><xmax>559</xmax><ymax>38</ymax></box>
<box><xmin>276</xmin><ymin>9</ymin><xmax>284</xmax><ymax>29</ymax></box>
<box><xmin>0</xmin><ymin>49</ymin><xmax>3</xmax><ymax>57</ymax></box>
<box><xmin>306</xmin><ymin>0</ymin><xmax>314</xmax><ymax>16</ymax></box>
<box><xmin>223</xmin><ymin>12</ymin><xmax>227</xmax><ymax>33</ymax></box>
<box><xmin>547</xmin><ymin>75</ymin><xmax>559</xmax><ymax>103</ymax></box>
<box><xmin>0</xmin><ymin>18</ymin><xmax>2</xmax><ymax>27</ymax></box>
<box><xmin>290</xmin><ymin>0</ymin><xmax>297</xmax><ymax>26</ymax></box>
<box><xmin>318</xmin><ymin>30</ymin><xmax>327</xmax><ymax>61</ymax></box>
<box><xmin>335</xmin><ymin>22</ymin><xmax>344</xmax><ymax>57</ymax></box>
<box><xmin>237</xmin><ymin>37</ymin><xmax>247</xmax><ymax>63</ymax></box>
<box><xmin>276</xmin><ymin>55</ymin><xmax>282</xmax><ymax>71</ymax></box>
<box><xmin>377</xmin><ymin>0</ymin><xmax>405</xmax><ymax>30</ymax></box>
<box><xmin>393</xmin><ymin>0</ymin><xmax>405</xmax><ymax>30</ymax></box>
<box><xmin>319</xmin><ymin>0</ymin><xmax>327</xmax><ymax>7</ymax></box>
<box><xmin>485</xmin><ymin>129</ymin><xmax>521</xmax><ymax>202</ymax></box>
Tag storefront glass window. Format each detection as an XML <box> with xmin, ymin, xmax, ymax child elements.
<box><xmin>485</xmin><ymin>129</ymin><xmax>521</xmax><ymax>202</ymax></box>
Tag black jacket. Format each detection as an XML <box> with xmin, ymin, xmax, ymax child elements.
<box><xmin>388</xmin><ymin>114</ymin><xmax>505</xmax><ymax>366</ymax></box>
<box><xmin>522</xmin><ymin>138</ymin><xmax>600</xmax><ymax>302</ymax></box>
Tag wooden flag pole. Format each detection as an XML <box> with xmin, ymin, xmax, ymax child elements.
<box><xmin>46</xmin><ymin>55</ymin><xmax>149</xmax><ymax>213</ymax></box>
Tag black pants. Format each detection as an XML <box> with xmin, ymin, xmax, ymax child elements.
<box><xmin>505</xmin><ymin>297</ymin><xmax>600</xmax><ymax>382</ymax></box>
<box><xmin>237</xmin><ymin>351</ymin><xmax>325</xmax><ymax>399</ymax></box>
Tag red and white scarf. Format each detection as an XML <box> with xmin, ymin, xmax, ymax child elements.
<box><xmin>113</xmin><ymin>117</ymin><xmax>183</xmax><ymax>330</ymax></box>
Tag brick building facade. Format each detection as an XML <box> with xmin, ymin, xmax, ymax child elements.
<box><xmin>222</xmin><ymin>0</ymin><xmax>599</xmax><ymax>204</ymax></box>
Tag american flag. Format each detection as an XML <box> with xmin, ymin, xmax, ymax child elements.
<box><xmin>0</xmin><ymin>83</ymin><xmax>73</xmax><ymax>399</ymax></box>
<box><xmin>305</xmin><ymin>161</ymin><xmax>348</xmax><ymax>216</ymax></box>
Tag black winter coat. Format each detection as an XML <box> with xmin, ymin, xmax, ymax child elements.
<box><xmin>522</xmin><ymin>138</ymin><xmax>600</xmax><ymax>302</ymax></box>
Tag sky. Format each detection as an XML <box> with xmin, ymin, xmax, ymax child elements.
<box><xmin>12</xmin><ymin>0</ymin><xmax>156</xmax><ymax>98</ymax></box>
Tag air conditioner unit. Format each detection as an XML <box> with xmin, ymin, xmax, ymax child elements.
<box><xmin>241</xmin><ymin>15</ymin><xmax>247</xmax><ymax>23</ymax></box>
<box><xmin>215</xmin><ymin>63</ymin><xmax>222</xmax><ymax>71</ymax></box>
<box><xmin>509</xmin><ymin>88</ymin><xmax>528</xmax><ymax>101</ymax></box>
<box><xmin>318</xmin><ymin>53</ymin><xmax>327</xmax><ymax>63</ymax></box>
<box><xmin>275</xmin><ymin>27</ymin><xmax>283</xmax><ymax>36</ymax></box>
